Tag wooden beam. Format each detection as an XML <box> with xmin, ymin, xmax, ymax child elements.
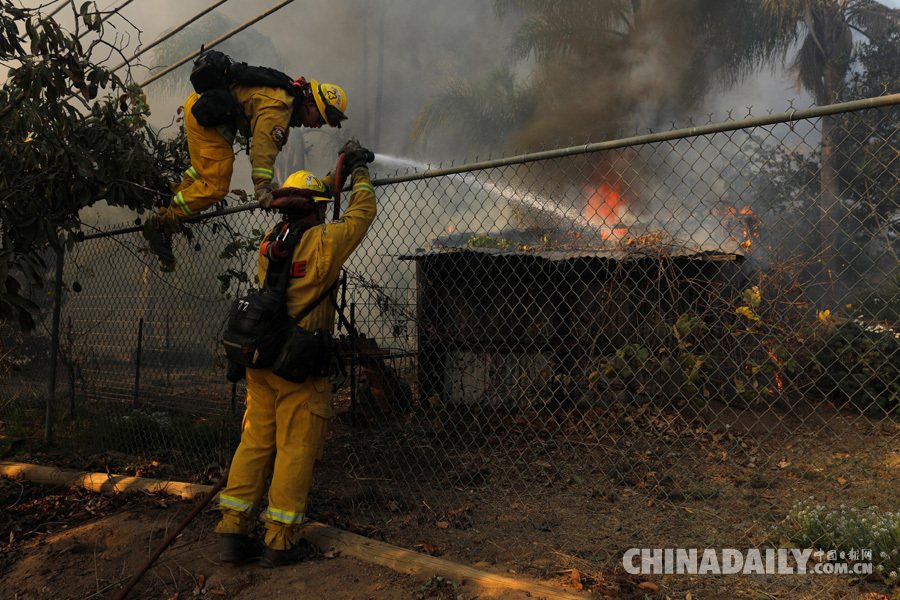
<box><xmin>301</xmin><ymin>522</ymin><xmax>591</xmax><ymax>600</ymax></box>
<box><xmin>0</xmin><ymin>461</ymin><xmax>212</xmax><ymax>500</ymax></box>
<box><xmin>2</xmin><ymin>461</ymin><xmax>591</xmax><ymax>600</ymax></box>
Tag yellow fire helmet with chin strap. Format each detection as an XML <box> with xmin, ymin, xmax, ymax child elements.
<box><xmin>268</xmin><ymin>170</ymin><xmax>333</xmax><ymax>213</ymax></box>
<box><xmin>282</xmin><ymin>170</ymin><xmax>331</xmax><ymax>199</ymax></box>
<box><xmin>309</xmin><ymin>79</ymin><xmax>348</xmax><ymax>128</ymax></box>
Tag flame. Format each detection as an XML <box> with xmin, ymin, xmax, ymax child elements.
<box><xmin>583</xmin><ymin>172</ymin><xmax>633</xmax><ymax>241</ymax></box>
<box><xmin>585</xmin><ymin>182</ymin><xmax>626</xmax><ymax>226</ymax></box>
<box><xmin>720</xmin><ymin>205</ymin><xmax>762</xmax><ymax>249</ymax></box>
<box><xmin>766</xmin><ymin>347</ymin><xmax>785</xmax><ymax>395</ymax></box>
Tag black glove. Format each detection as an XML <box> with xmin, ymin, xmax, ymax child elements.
<box><xmin>339</xmin><ymin>139</ymin><xmax>374</xmax><ymax>173</ymax></box>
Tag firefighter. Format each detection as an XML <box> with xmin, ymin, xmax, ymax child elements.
<box><xmin>143</xmin><ymin>77</ymin><xmax>348</xmax><ymax>272</ymax></box>
<box><xmin>214</xmin><ymin>139</ymin><xmax>375</xmax><ymax>567</ymax></box>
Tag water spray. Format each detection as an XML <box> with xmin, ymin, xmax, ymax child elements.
<box><xmin>372</xmin><ymin>154</ymin><xmax>598</xmax><ymax>230</ymax></box>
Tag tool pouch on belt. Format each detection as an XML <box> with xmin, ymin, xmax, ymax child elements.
<box><xmin>271</xmin><ymin>327</ymin><xmax>332</xmax><ymax>384</ymax></box>
<box><xmin>222</xmin><ymin>290</ymin><xmax>290</xmax><ymax>369</ymax></box>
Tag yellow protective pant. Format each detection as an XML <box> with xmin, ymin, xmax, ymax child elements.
<box><xmin>215</xmin><ymin>367</ymin><xmax>329</xmax><ymax>550</ymax></box>
<box><xmin>169</xmin><ymin>92</ymin><xmax>236</xmax><ymax>219</ymax></box>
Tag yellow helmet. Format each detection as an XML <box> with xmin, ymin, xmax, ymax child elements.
<box><xmin>309</xmin><ymin>79</ymin><xmax>348</xmax><ymax>128</ymax></box>
<box><xmin>270</xmin><ymin>170</ymin><xmax>332</xmax><ymax>213</ymax></box>
<box><xmin>282</xmin><ymin>170</ymin><xmax>331</xmax><ymax>199</ymax></box>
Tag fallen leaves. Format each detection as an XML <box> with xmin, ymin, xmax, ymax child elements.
<box><xmin>192</xmin><ymin>573</ymin><xmax>206</xmax><ymax>596</ymax></box>
<box><xmin>415</xmin><ymin>541</ymin><xmax>436</xmax><ymax>555</ymax></box>
<box><xmin>571</xmin><ymin>568</ymin><xmax>583</xmax><ymax>590</ymax></box>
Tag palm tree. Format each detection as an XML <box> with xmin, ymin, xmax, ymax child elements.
<box><xmin>149</xmin><ymin>13</ymin><xmax>285</xmax><ymax>97</ymax></box>
<box><xmin>410</xmin><ymin>65</ymin><xmax>535</xmax><ymax>152</ymax></box>
<box><xmin>725</xmin><ymin>1</ymin><xmax>899</xmax><ymax>292</ymax></box>
<box><xmin>411</xmin><ymin>0</ymin><xmax>770</xmax><ymax>152</ymax></box>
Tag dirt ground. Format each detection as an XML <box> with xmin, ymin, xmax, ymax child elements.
<box><xmin>2</xmin><ymin>397</ymin><xmax>900</xmax><ymax>600</ymax></box>
<box><xmin>0</xmin><ymin>479</ymin><xmax>557</xmax><ymax>600</ymax></box>
<box><xmin>0</xmin><ymin>463</ymin><xmax>896</xmax><ymax>600</ymax></box>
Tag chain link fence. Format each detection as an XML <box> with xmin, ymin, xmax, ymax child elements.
<box><xmin>3</xmin><ymin>95</ymin><xmax>900</xmax><ymax>597</ymax></box>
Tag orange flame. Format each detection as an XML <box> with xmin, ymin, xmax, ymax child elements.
<box><xmin>585</xmin><ymin>182</ymin><xmax>626</xmax><ymax>226</ymax></box>
<box><xmin>766</xmin><ymin>348</ymin><xmax>785</xmax><ymax>395</ymax></box>
<box><xmin>720</xmin><ymin>205</ymin><xmax>762</xmax><ymax>248</ymax></box>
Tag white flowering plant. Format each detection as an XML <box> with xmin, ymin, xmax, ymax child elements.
<box><xmin>781</xmin><ymin>498</ymin><xmax>900</xmax><ymax>584</ymax></box>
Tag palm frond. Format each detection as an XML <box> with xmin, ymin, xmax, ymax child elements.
<box><xmin>148</xmin><ymin>13</ymin><xmax>285</xmax><ymax>97</ymax></box>
<box><xmin>790</xmin><ymin>33</ymin><xmax>829</xmax><ymax>100</ymax></box>
<box><xmin>848</xmin><ymin>0</ymin><xmax>900</xmax><ymax>40</ymax></box>
<box><xmin>410</xmin><ymin>67</ymin><xmax>535</xmax><ymax>151</ymax></box>
<box><xmin>501</xmin><ymin>0</ymin><xmax>633</xmax><ymax>63</ymax></box>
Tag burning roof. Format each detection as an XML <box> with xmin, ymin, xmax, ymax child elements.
<box><xmin>402</xmin><ymin>228</ymin><xmax>746</xmax><ymax>263</ymax></box>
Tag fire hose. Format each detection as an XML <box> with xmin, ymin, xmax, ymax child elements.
<box><xmin>333</xmin><ymin>151</ymin><xmax>347</xmax><ymax>223</ymax></box>
<box><xmin>111</xmin><ymin>468</ymin><xmax>230</xmax><ymax>600</ymax></box>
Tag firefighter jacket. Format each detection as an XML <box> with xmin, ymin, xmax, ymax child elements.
<box><xmin>231</xmin><ymin>84</ymin><xmax>294</xmax><ymax>192</ymax></box>
<box><xmin>256</xmin><ymin>168</ymin><xmax>377</xmax><ymax>416</ymax></box>
<box><xmin>169</xmin><ymin>86</ymin><xmax>295</xmax><ymax>219</ymax></box>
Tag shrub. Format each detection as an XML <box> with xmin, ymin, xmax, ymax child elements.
<box><xmin>814</xmin><ymin>320</ymin><xmax>900</xmax><ymax>416</ymax></box>
<box><xmin>850</xmin><ymin>273</ymin><xmax>900</xmax><ymax>327</ymax></box>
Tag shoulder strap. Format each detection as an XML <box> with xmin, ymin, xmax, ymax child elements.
<box><xmin>261</xmin><ymin>220</ymin><xmax>312</xmax><ymax>296</ymax></box>
<box><xmin>228</xmin><ymin>62</ymin><xmax>297</xmax><ymax>93</ymax></box>
<box><xmin>292</xmin><ymin>278</ymin><xmax>339</xmax><ymax>326</ymax></box>
<box><xmin>261</xmin><ymin>219</ymin><xmax>340</xmax><ymax>326</ymax></box>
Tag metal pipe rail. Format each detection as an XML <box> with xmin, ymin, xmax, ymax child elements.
<box><xmin>81</xmin><ymin>93</ymin><xmax>900</xmax><ymax>241</ymax></box>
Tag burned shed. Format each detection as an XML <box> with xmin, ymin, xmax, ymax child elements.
<box><xmin>403</xmin><ymin>229</ymin><xmax>745</xmax><ymax>406</ymax></box>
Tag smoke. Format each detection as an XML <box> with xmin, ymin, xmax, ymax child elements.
<box><xmin>504</xmin><ymin>0</ymin><xmax>719</xmax><ymax>153</ymax></box>
<box><xmin>29</xmin><ymin>1</ymin><xmax>821</xmax><ymax>258</ymax></box>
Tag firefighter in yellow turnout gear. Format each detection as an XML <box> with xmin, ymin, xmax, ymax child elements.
<box><xmin>215</xmin><ymin>140</ymin><xmax>376</xmax><ymax>567</ymax></box>
<box><xmin>143</xmin><ymin>77</ymin><xmax>348</xmax><ymax>272</ymax></box>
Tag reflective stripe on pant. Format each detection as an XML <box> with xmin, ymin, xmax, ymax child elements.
<box><xmin>169</xmin><ymin>92</ymin><xmax>235</xmax><ymax>219</ymax></box>
<box><xmin>169</xmin><ymin>166</ymin><xmax>197</xmax><ymax>195</ymax></box>
<box><xmin>215</xmin><ymin>367</ymin><xmax>329</xmax><ymax>550</ymax></box>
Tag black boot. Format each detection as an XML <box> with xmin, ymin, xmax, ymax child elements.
<box><xmin>260</xmin><ymin>538</ymin><xmax>312</xmax><ymax>568</ymax></box>
<box><xmin>220</xmin><ymin>533</ymin><xmax>263</xmax><ymax>564</ymax></box>
<box><xmin>142</xmin><ymin>222</ymin><xmax>176</xmax><ymax>272</ymax></box>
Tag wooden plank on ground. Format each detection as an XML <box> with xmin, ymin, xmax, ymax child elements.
<box><xmin>301</xmin><ymin>521</ymin><xmax>591</xmax><ymax>600</ymax></box>
<box><xmin>3</xmin><ymin>460</ymin><xmax>592</xmax><ymax>600</ymax></box>
<box><xmin>0</xmin><ymin>461</ymin><xmax>212</xmax><ymax>499</ymax></box>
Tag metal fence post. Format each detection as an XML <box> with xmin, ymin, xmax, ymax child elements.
<box><xmin>350</xmin><ymin>302</ymin><xmax>357</xmax><ymax>426</ymax></box>
<box><xmin>45</xmin><ymin>247</ymin><xmax>64</xmax><ymax>445</ymax></box>
<box><xmin>135</xmin><ymin>317</ymin><xmax>143</xmax><ymax>406</ymax></box>
<box><xmin>165</xmin><ymin>312</ymin><xmax>171</xmax><ymax>390</ymax></box>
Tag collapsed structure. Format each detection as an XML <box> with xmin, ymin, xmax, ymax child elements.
<box><xmin>403</xmin><ymin>228</ymin><xmax>745</xmax><ymax>407</ymax></box>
